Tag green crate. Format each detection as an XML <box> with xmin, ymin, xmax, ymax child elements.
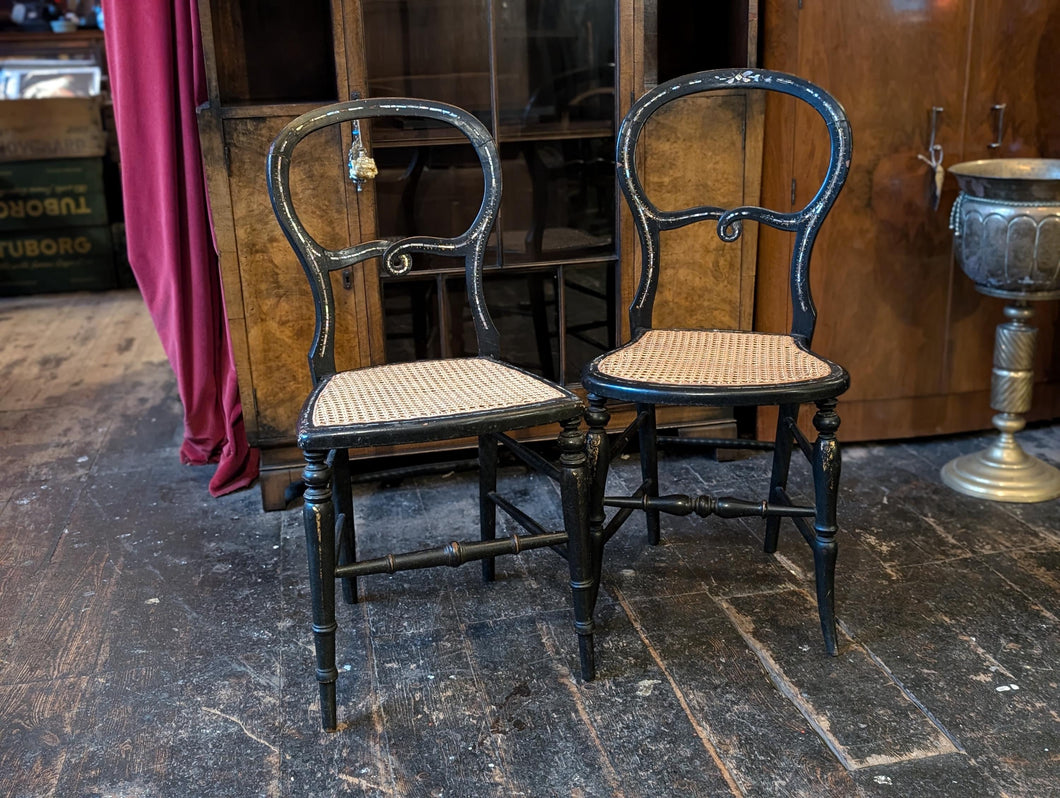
<box><xmin>0</xmin><ymin>225</ymin><xmax>116</xmax><ymax>296</ymax></box>
<box><xmin>0</xmin><ymin>158</ymin><xmax>108</xmax><ymax>232</ymax></box>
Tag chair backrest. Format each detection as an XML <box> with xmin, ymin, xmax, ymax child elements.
<box><xmin>267</xmin><ymin>99</ymin><xmax>502</xmax><ymax>385</ymax></box>
<box><xmin>617</xmin><ymin>68</ymin><xmax>851</xmax><ymax>344</ymax></box>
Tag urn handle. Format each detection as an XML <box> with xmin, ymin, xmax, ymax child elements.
<box><xmin>948</xmin><ymin>191</ymin><xmax>965</xmax><ymax>236</ymax></box>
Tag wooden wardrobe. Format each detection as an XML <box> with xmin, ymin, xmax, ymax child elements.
<box><xmin>757</xmin><ymin>0</ymin><xmax>1060</xmax><ymax>441</ymax></box>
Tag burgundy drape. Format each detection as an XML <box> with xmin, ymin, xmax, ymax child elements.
<box><xmin>102</xmin><ymin>0</ymin><xmax>258</xmax><ymax>495</ymax></box>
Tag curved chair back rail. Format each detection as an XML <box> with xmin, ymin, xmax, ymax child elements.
<box><xmin>617</xmin><ymin>68</ymin><xmax>852</xmax><ymax>341</ymax></box>
<box><xmin>267</xmin><ymin>99</ymin><xmax>503</xmax><ymax>383</ymax></box>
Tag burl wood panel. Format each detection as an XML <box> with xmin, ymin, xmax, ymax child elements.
<box><xmin>639</xmin><ymin>92</ymin><xmax>758</xmax><ymax>331</ymax></box>
<box><xmin>223</xmin><ymin>116</ymin><xmax>371</xmax><ymax>445</ymax></box>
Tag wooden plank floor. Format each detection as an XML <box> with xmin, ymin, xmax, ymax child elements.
<box><xmin>1</xmin><ymin>290</ymin><xmax>1058</xmax><ymax>797</ymax></box>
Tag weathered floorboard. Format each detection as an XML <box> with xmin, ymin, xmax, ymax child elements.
<box><xmin>1</xmin><ymin>290</ymin><xmax>1059</xmax><ymax>797</ymax></box>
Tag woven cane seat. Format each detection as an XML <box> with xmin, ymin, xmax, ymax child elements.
<box><xmin>585</xmin><ymin>329</ymin><xmax>846</xmax><ymax>404</ymax></box>
<box><xmin>300</xmin><ymin>356</ymin><xmax>580</xmax><ymax>447</ymax></box>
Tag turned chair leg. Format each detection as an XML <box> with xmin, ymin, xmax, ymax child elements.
<box><xmin>637</xmin><ymin>403</ymin><xmax>661</xmax><ymax>546</ymax></box>
<box><xmin>558</xmin><ymin>418</ymin><xmax>596</xmax><ymax>681</ymax></box>
<box><xmin>302</xmin><ymin>450</ymin><xmax>339</xmax><ymax>731</ymax></box>
<box><xmin>765</xmin><ymin>403</ymin><xmax>799</xmax><ymax>553</ymax></box>
<box><xmin>811</xmin><ymin>399</ymin><xmax>841</xmax><ymax>656</ymax></box>
<box><xmin>332</xmin><ymin>448</ymin><xmax>358</xmax><ymax>604</ymax></box>
<box><xmin>478</xmin><ymin>434</ymin><xmax>499</xmax><ymax>582</ymax></box>
<box><xmin>585</xmin><ymin>394</ymin><xmax>611</xmax><ymax>601</ymax></box>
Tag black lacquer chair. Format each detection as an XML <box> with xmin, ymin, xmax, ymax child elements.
<box><xmin>582</xmin><ymin>69</ymin><xmax>852</xmax><ymax>655</ymax></box>
<box><xmin>268</xmin><ymin>99</ymin><xmax>597</xmax><ymax>732</ymax></box>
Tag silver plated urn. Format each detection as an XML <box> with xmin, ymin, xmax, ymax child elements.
<box><xmin>943</xmin><ymin>158</ymin><xmax>1060</xmax><ymax>502</ymax></box>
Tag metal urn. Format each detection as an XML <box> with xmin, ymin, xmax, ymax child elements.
<box><xmin>943</xmin><ymin>158</ymin><xmax>1060</xmax><ymax>502</ymax></box>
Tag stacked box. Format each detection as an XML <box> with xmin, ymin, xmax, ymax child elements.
<box><xmin>0</xmin><ymin>98</ymin><xmax>107</xmax><ymax>163</ymax></box>
<box><xmin>0</xmin><ymin>157</ymin><xmax>115</xmax><ymax>296</ymax></box>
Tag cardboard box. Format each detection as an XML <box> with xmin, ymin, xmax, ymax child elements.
<box><xmin>0</xmin><ymin>98</ymin><xmax>106</xmax><ymax>163</ymax></box>
<box><xmin>0</xmin><ymin>225</ymin><xmax>116</xmax><ymax>296</ymax></box>
<box><xmin>0</xmin><ymin>158</ymin><xmax>108</xmax><ymax>232</ymax></box>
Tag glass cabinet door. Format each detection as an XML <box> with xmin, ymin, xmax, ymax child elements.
<box><xmin>361</xmin><ymin>0</ymin><xmax>618</xmax><ymax>384</ymax></box>
<box><xmin>362</xmin><ymin>0</ymin><xmax>493</xmax><ymax>135</ymax></box>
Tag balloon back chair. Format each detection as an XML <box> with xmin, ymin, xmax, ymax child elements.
<box><xmin>582</xmin><ymin>69</ymin><xmax>852</xmax><ymax>655</ymax></box>
<box><xmin>268</xmin><ymin>98</ymin><xmax>596</xmax><ymax>732</ymax></box>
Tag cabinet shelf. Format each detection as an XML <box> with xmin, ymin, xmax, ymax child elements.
<box><xmin>370</xmin><ymin>121</ymin><xmax>614</xmax><ymax>148</ymax></box>
<box><xmin>216</xmin><ymin>101</ymin><xmax>343</xmax><ymax>119</ymax></box>
<box><xmin>378</xmin><ymin>254</ymin><xmax>619</xmax><ymax>281</ymax></box>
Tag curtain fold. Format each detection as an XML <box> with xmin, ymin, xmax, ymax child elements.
<box><xmin>102</xmin><ymin>0</ymin><xmax>259</xmax><ymax>495</ymax></box>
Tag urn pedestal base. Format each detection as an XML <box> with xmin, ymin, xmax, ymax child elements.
<box><xmin>941</xmin><ymin>418</ymin><xmax>1060</xmax><ymax>503</ymax></box>
<box><xmin>940</xmin><ymin>302</ymin><xmax>1060</xmax><ymax>503</ymax></box>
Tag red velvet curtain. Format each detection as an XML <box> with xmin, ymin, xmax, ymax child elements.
<box><xmin>102</xmin><ymin>0</ymin><xmax>258</xmax><ymax>495</ymax></box>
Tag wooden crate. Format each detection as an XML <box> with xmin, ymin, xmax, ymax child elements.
<box><xmin>0</xmin><ymin>225</ymin><xmax>115</xmax><ymax>295</ymax></box>
<box><xmin>0</xmin><ymin>158</ymin><xmax>108</xmax><ymax>232</ymax></box>
<box><xmin>0</xmin><ymin>98</ymin><xmax>106</xmax><ymax>163</ymax></box>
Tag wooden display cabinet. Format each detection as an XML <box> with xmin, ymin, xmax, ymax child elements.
<box><xmin>196</xmin><ymin>0</ymin><xmax>764</xmax><ymax>508</ymax></box>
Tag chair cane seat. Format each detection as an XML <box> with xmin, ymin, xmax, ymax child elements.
<box><xmin>587</xmin><ymin>329</ymin><xmax>844</xmax><ymax>401</ymax></box>
<box><xmin>300</xmin><ymin>356</ymin><xmax>580</xmax><ymax>447</ymax></box>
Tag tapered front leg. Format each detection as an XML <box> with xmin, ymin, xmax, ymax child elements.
<box><xmin>302</xmin><ymin>449</ymin><xmax>339</xmax><ymax>731</ymax></box>
<box><xmin>584</xmin><ymin>394</ymin><xmax>610</xmax><ymax>600</ymax></box>
<box><xmin>478</xmin><ymin>433</ymin><xmax>498</xmax><ymax>582</ymax></box>
<box><xmin>331</xmin><ymin>447</ymin><xmax>357</xmax><ymax>604</ymax></box>
<box><xmin>765</xmin><ymin>404</ymin><xmax>799</xmax><ymax>553</ymax></box>
<box><xmin>811</xmin><ymin>399</ymin><xmax>841</xmax><ymax>656</ymax></box>
<box><xmin>637</xmin><ymin>403</ymin><xmax>660</xmax><ymax>546</ymax></box>
<box><xmin>559</xmin><ymin>417</ymin><xmax>595</xmax><ymax>681</ymax></box>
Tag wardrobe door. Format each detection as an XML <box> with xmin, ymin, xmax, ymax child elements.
<box><xmin>946</xmin><ymin>0</ymin><xmax>1060</xmax><ymax>399</ymax></box>
<box><xmin>760</xmin><ymin>0</ymin><xmax>978</xmax><ymax>439</ymax></box>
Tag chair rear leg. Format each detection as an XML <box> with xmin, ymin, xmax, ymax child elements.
<box><xmin>302</xmin><ymin>449</ymin><xmax>340</xmax><ymax>731</ymax></box>
<box><xmin>332</xmin><ymin>448</ymin><xmax>357</xmax><ymax>604</ymax></box>
<box><xmin>811</xmin><ymin>399</ymin><xmax>841</xmax><ymax>656</ymax></box>
<box><xmin>765</xmin><ymin>404</ymin><xmax>799</xmax><ymax>553</ymax></box>
<box><xmin>558</xmin><ymin>418</ymin><xmax>596</xmax><ymax>681</ymax></box>
<box><xmin>478</xmin><ymin>433</ymin><xmax>498</xmax><ymax>582</ymax></box>
<box><xmin>585</xmin><ymin>395</ymin><xmax>611</xmax><ymax>604</ymax></box>
<box><xmin>637</xmin><ymin>403</ymin><xmax>660</xmax><ymax>545</ymax></box>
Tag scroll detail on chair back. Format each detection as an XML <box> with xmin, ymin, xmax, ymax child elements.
<box><xmin>581</xmin><ymin>69</ymin><xmax>852</xmax><ymax>656</ymax></box>
<box><xmin>268</xmin><ymin>98</ymin><xmax>597</xmax><ymax>732</ymax></box>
